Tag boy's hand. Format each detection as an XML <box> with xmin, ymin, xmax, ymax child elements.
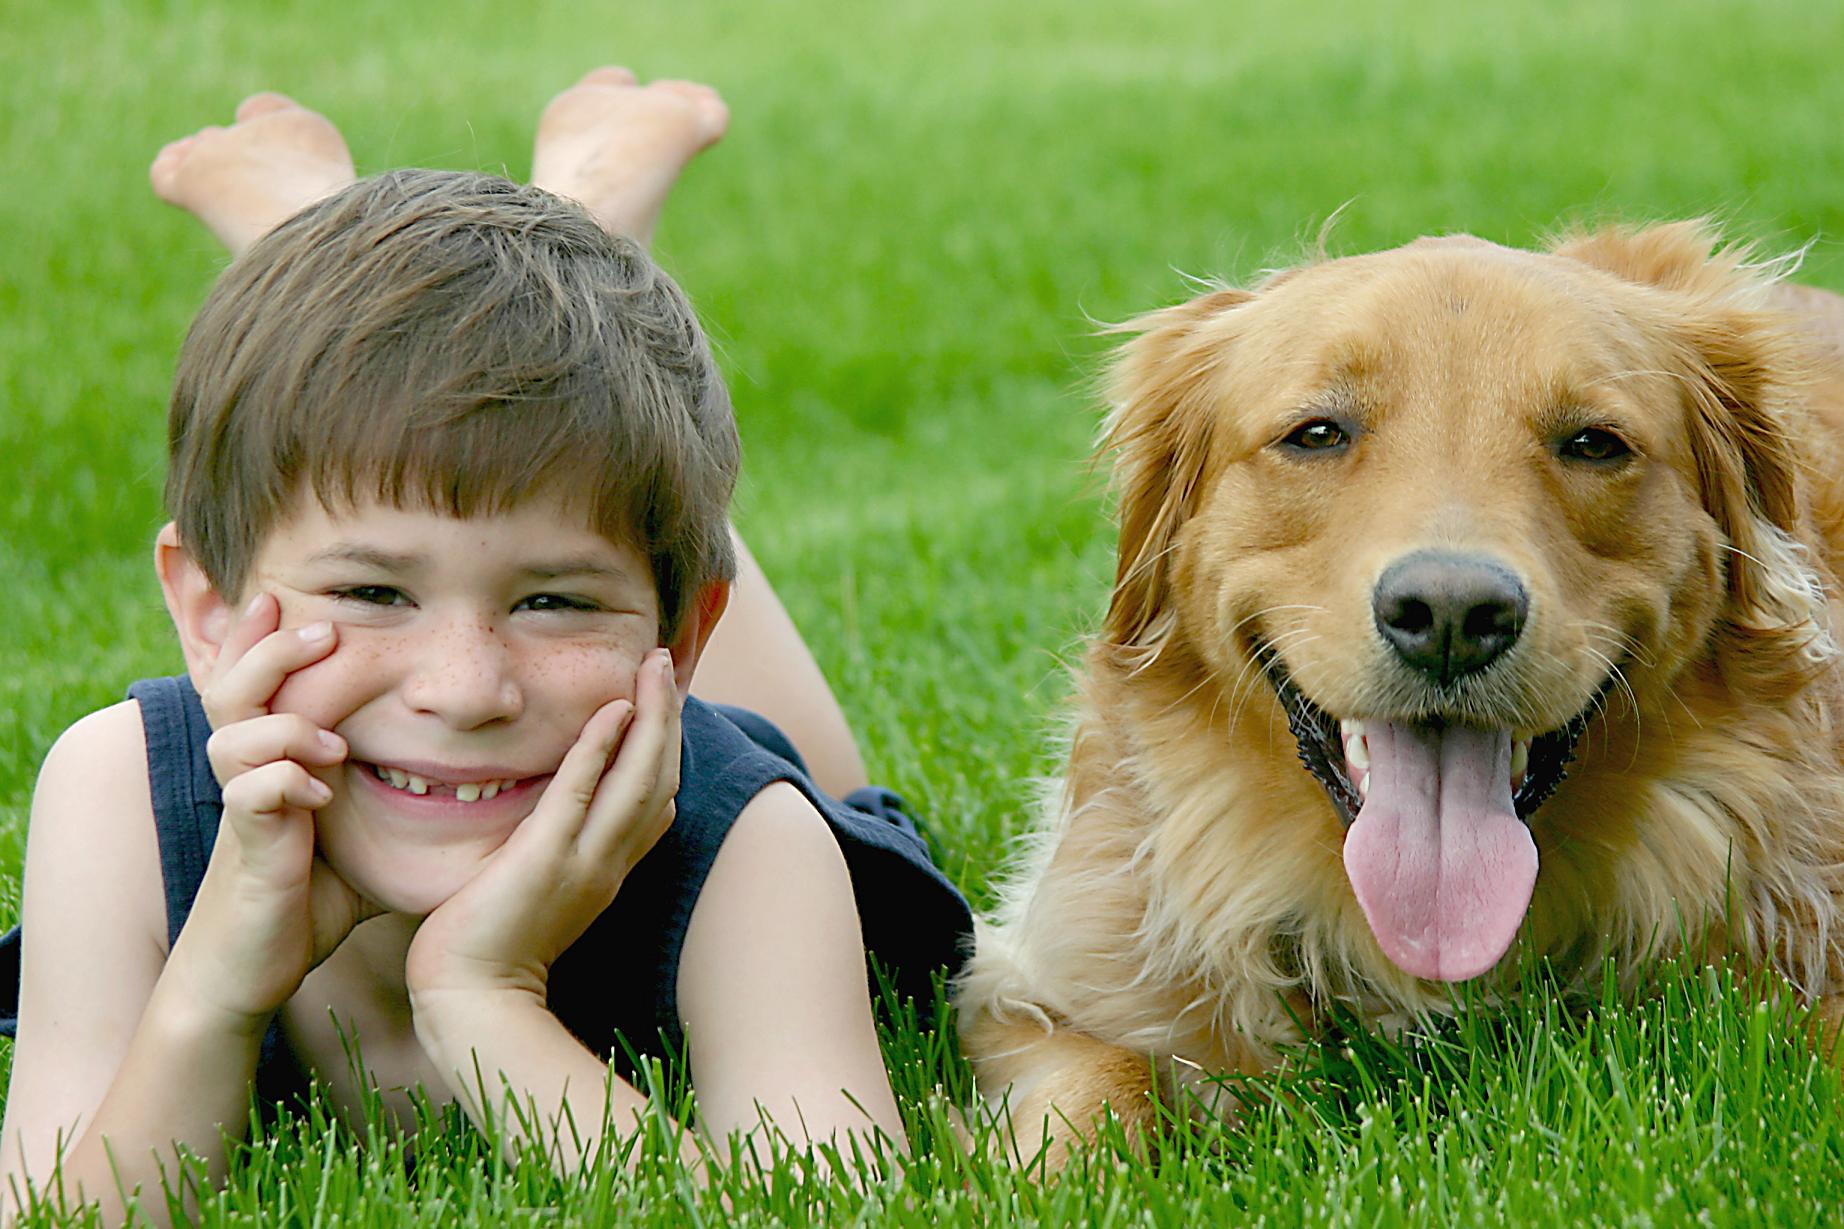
<box><xmin>169</xmin><ymin>593</ymin><xmax>379</xmax><ymax>1032</ymax></box>
<box><xmin>404</xmin><ymin>648</ymin><xmax>681</xmax><ymax>1016</ymax></box>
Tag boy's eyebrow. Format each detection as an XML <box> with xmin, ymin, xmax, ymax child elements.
<box><xmin>520</xmin><ymin>556</ymin><xmax>639</xmax><ymax>582</ymax></box>
<box><xmin>304</xmin><ymin>546</ymin><xmax>637</xmax><ymax>582</ymax></box>
<box><xmin>306</xmin><ymin>545</ymin><xmax>424</xmax><ymax>571</ymax></box>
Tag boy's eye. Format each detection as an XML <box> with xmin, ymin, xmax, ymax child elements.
<box><xmin>331</xmin><ymin>585</ymin><xmax>410</xmax><ymax>607</ymax></box>
<box><xmin>518</xmin><ymin>593</ymin><xmax>598</xmax><ymax>613</ymax></box>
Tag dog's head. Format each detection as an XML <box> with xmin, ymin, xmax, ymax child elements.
<box><xmin>1102</xmin><ymin>222</ymin><xmax>1831</xmax><ymax>983</ymax></box>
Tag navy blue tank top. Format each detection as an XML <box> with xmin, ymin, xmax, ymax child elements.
<box><xmin>0</xmin><ymin>676</ymin><xmax>972</xmax><ymax>1100</ymax></box>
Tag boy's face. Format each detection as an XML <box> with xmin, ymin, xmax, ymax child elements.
<box><xmin>202</xmin><ymin>494</ymin><xmax>682</xmax><ymax>915</ymax></box>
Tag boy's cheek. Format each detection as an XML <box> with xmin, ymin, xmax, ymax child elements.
<box><xmin>266</xmin><ymin>632</ymin><xmax>650</xmax><ymax>739</ymax></box>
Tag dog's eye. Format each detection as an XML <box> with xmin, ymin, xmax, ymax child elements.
<box><xmin>1280</xmin><ymin>419</ymin><xmax>1350</xmax><ymax>453</ymax></box>
<box><xmin>1559</xmin><ymin>427</ymin><xmax>1632</xmax><ymax>464</ymax></box>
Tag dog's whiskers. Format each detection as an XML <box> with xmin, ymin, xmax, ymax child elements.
<box><xmin>1154</xmin><ymin>667</ymin><xmax>1225</xmax><ymax>723</ymax></box>
<box><xmin>1221</xmin><ymin>625</ymin><xmax>1320</xmax><ymax>736</ymax></box>
<box><xmin>1259</xmin><ymin>636</ymin><xmax>1323</xmax><ymax>759</ymax></box>
<box><xmin>1575</xmin><ymin>619</ymin><xmax>1657</xmax><ymax>670</ymax></box>
<box><xmin>1226</xmin><ymin>604</ymin><xmax>1330</xmax><ymax>640</ymax></box>
<box><xmin>1577</xmin><ymin>644</ymin><xmax>1642</xmax><ymax>769</ymax></box>
<box><xmin>1570</xmin><ymin>620</ymin><xmax>1647</xmax><ymax>762</ymax></box>
<box><xmin>1216</xmin><ymin>605</ymin><xmax>1330</xmax><ymax>723</ymax></box>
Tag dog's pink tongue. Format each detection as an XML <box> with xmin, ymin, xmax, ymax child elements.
<box><xmin>1341</xmin><ymin>722</ymin><xmax>1536</xmax><ymax>982</ymax></box>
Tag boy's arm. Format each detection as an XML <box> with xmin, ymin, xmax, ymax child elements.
<box><xmin>410</xmin><ymin>782</ymin><xmax>904</xmax><ymax>1172</ymax></box>
<box><xmin>676</xmin><ymin>782</ymin><xmax>906</xmax><ymax>1152</ymax></box>
<box><xmin>3</xmin><ymin>609</ymin><xmax>368</xmax><ymax>1227</ymax></box>
<box><xmin>0</xmin><ymin>704</ymin><xmax>263</xmax><ymax>1226</ymax></box>
<box><xmin>409</xmin><ymin>991</ymin><xmax>689</xmax><ymax>1170</ymax></box>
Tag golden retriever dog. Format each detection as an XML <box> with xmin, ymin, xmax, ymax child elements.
<box><xmin>956</xmin><ymin>221</ymin><xmax>1844</xmax><ymax>1156</ymax></box>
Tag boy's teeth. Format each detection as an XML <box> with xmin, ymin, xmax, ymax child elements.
<box><xmin>372</xmin><ymin>766</ymin><xmax>522</xmax><ymax>799</ymax></box>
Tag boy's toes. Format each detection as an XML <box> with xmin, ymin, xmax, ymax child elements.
<box><xmin>580</xmin><ymin>65</ymin><xmax>639</xmax><ymax>88</ymax></box>
<box><xmin>148</xmin><ymin>135</ymin><xmax>196</xmax><ymax>197</ymax></box>
<box><xmin>649</xmin><ymin>80</ymin><xmax>730</xmax><ymax>140</ymax></box>
<box><xmin>235</xmin><ymin>91</ymin><xmax>300</xmax><ymax>123</ymax></box>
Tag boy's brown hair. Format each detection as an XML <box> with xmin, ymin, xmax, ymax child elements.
<box><xmin>167</xmin><ymin>169</ymin><xmax>738</xmax><ymax>638</ymax></box>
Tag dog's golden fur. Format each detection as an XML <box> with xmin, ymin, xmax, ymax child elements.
<box><xmin>957</xmin><ymin>222</ymin><xmax>1844</xmax><ymax>1155</ymax></box>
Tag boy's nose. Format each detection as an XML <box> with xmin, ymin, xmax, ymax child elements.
<box><xmin>401</xmin><ymin>620</ymin><xmax>525</xmax><ymax>728</ymax></box>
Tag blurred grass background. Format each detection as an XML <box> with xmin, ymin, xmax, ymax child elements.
<box><xmin>5</xmin><ymin>1</ymin><xmax>1844</xmax><ymax>1222</ymax></box>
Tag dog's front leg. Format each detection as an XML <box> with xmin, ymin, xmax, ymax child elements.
<box><xmin>962</xmin><ymin>1009</ymin><xmax>1162</xmax><ymax>1170</ymax></box>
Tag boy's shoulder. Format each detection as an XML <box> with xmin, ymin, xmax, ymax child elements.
<box><xmin>26</xmin><ymin>696</ymin><xmax>166</xmax><ymax>948</ymax></box>
<box><xmin>40</xmin><ymin>698</ymin><xmax>149</xmax><ymax>796</ymax></box>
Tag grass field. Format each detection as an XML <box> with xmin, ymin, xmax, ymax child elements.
<box><xmin>7</xmin><ymin>0</ymin><xmax>1844</xmax><ymax>1224</ymax></box>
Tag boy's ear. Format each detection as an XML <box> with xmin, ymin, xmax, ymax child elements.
<box><xmin>155</xmin><ymin>521</ymin><xmax>237</xmax><ymax>688</ymax></box>
<box><xmin>665</xmin><ymin>579</ymin><xmax>731</xmax><ymax>695</ymax></box>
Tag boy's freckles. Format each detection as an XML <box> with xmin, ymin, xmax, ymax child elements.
<box><xmin>236</xmin><ymin>495</ymin><xmax>666</xmax><ymax>782</ymax></box>
<box><xmin>270</xmin><ymin>629</ymin><xmax>641</xmax><ymax>737</ymax></box>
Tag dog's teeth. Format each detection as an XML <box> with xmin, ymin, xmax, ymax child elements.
<box><xmin>1358</xmin><ymin>771</ymin><xmax>1371</xmax><ymax>802</ymax></box>
<box><xmin>455</xmin><ymin>782</ymin><xmax>482</xmax><ymax>803</ymax></box>
<box><xmin>1510</xmin><ymin>739</ymin><xmax>1530</xmax><ymax>785</ymax></box>
<box><xmin>1340</xmin><ymin>718</ymin><xmax>1365</xmax><ymax>740</ymax></box>
<box><xmin>1346</xmin><ymin>736</ymin><xmax>1370</xmax><ymax>774</ymax></box>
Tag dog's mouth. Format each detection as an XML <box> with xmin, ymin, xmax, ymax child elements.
<box><xmin>1260</xmin><ymin>647</ymin><xmax>1599</xmax><ymax>830</ymax></box>
<box><xmin>1258</xmin><ymin>644</ymin><xmax>1612</xmax><ymax>985</ymax></box>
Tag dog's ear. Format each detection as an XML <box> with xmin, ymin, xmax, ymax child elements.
<box><xmin>1680</xmin><ymin>301</ymin><xmax>1841</xmax><ymax>694</ymax></box>
<box><xmin>1550</xmin><ymin>219</ymin><xmax>1751</xmax><ymax>299</ymax></box>
<box><xmin>1677</xmin><ymin>301</ymin><xmax>1804</xmax><ymax>621</ymax></box>
<box><xmin>1101</xmin><ymin>288</ymin><xmax>1252</xmax><ymax>654</ymax></box>
<box><xmin>1561</xmin><ymin>222</ymin><xmax>1832</xmax><ymax>684</ymax></box>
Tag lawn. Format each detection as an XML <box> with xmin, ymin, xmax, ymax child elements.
<box><xmin>5</xmin><ymin>0</ymin><xmax>1844</xmax><ymax>1224</ymax></box>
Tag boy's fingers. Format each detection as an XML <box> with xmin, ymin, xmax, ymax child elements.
<box><xmin>201</xmin><ymin>620</ymin><xmax>338</xmax><ymax>728</ymax></box>
<box><xmin>532</xmin><ymin>698</ymin><xmax>635</xmax><ymax>837</ymax></box>
<box><xmin>221</xmin><ymin>759</ymin><xmax>333</xmax><ymax>828</ymax></box>
<box><xmin>207</xmin><ymin>714</ymin><xmax>347</xmax><ymax>783</ymax></box>
<box><xmin>216</xmin><ymin>592</ymin><xmax>280</xmax><ymax>671</ymax></box>
<box><xmin>198</xmin><ymin>593</ymin><xmax>280</xmax><ymax>722</ymax></box>
<box><xmin>581</xmin><ymin>652</ymin><xmax>681</xmax><ymax>863</ymax></box>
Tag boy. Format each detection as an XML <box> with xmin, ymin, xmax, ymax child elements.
<box><xmin>0</xmin><ymin>71</ymin><xmax>971</xmax><ymax>1222</ymax></box>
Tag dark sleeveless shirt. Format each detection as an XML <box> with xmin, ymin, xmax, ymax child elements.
<box><xmin>0</xmin><ymin>676</ymin><xmax>972</xmax><ymax>1101</ymax></box>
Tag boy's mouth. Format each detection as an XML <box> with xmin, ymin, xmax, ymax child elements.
<box><xmin>357</xmin><ymin>761</ymin><xmax>540</xmax><ymax>803</ymax></box>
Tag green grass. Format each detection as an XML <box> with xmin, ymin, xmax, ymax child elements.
<box><xmin>6</xmin><ymin>0</ymin><xmax>1844</xmax><ymax>1223</ymax></box>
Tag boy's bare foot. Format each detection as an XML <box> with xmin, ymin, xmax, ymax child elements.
<box><xmin>531</xmin><ymin>67</ymin><xmax>729</xmax><ymax>248</ymax></box>
<box><xmin>150</xmin><ymin>93</ymin><xmax>357</xmax><ymax>258</ymax></box>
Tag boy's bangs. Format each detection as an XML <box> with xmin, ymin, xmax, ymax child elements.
<box><xmin>301</xmin><ymin>388</ymin><xmax>654</xmax><ymax>551</ymax></box>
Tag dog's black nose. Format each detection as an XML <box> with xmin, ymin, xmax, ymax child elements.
<box><xmin>1373</xmin><ymin>552</ymin><xmax>1527</xmax><ymax>685</ymax></box>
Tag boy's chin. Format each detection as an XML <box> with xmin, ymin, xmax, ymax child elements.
<box><xmin>366</xmin><ymin>879</ymin><xmax>464</xmax><ymax>919</ymax></box>
<box><xmin>327</xmin><ymin>848</ymin><xmax>493</xmax><ymax>919</ymax></box>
